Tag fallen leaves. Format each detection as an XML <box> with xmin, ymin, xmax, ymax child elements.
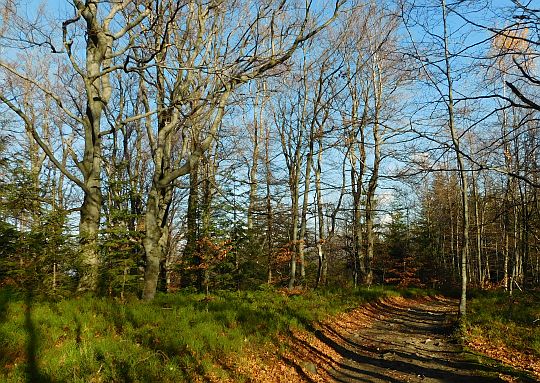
<box><xmin>226</xmin><ymin>295</ymin><xmax>537</xmax><ymax>383</ymax></box>
<box><xmin>227</xmin><ymin>296</ymin><xmax>414</xmax><ymax>383</ymax></box>
<box><xmin>466</xmin><ymin>333</ymin><xmax>540</xmax><ymax>380</ymax></box>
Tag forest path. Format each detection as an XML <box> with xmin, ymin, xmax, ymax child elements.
<box><xmin>292</xmin><ymin>296</ymin><xmax>534</xmax><ymax>383</ymax></box>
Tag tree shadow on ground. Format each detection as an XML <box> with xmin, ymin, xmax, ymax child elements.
<box><xmin>287</xmin><ymin>297</ymin><xmax>537</xmax><ymax>383</ymax></box>
<box><xmin>24</xmin><ymin>291</ymin><xmax>53</xmax><ymax>383</ymax></box>
<box><xmin>0</xmin><ymin>289</ymin><xmax>11</xmax><ymax>369</ymax></box>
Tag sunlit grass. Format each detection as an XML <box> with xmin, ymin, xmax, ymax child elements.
<box><xmin>465</xmin><ymin>289</ymin><xmax>540</xmax><ymax>356</ymax></box>
<box><xmin>0</xmin><ymin>285</ymin><xmax>428</xmax><ymax>382</ymax></box>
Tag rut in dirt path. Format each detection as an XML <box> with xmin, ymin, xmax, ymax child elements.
<box><xmin>308</xmin><ymin>297</ymin><xmax>522</xmax><ymax>383</ymax></box>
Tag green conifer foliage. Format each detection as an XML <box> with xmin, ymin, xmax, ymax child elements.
<box><xmin>383</xmin><ymin>211</ymin><xmax>421</xmax><ymax>287</ymax></box>
<box><xmin>0</xmin><ymin>150</ymin><xmax>76</xmax><ymax>295</ymax></box>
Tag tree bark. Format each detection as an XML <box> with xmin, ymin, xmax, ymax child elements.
<box><xmin>315</xmin><ymin>136</ymin><xmax>325</xmax><ymax>288</ymax></box>
<box><xmin>142</xmin><ymin>187</ymin><xmax>171</xmax><ymax>300</ymax></box>
<box><xmin>138</xmin><ymin>0</ymin><xmax>344</xmax><ymax>299</ymax></box>
<box><xmin>442</xmin><ymin>0</ymin><xmax>469</xmax><ymax>317</ymax></box>
<box><xmin>298</xmin><ymin>126</ymin><xmax>314</xmax><ymax>287</ymax></box>
<box><xmin>248</xmin><ymin>82</ymin><xmax>266</xmax><ymax>232</ymax></box>
<box><xmin>364</xmin><ymin>51</ymin><xmax>383</xmax><ymax>286</ymax></box>
<box><xmin>75</xmin><ymin>0</ymin><xmax>116</xmax><ymax>292</ymax></box>
<box><xmin>265</xmin><ymin>124</ymin><xmax>274</xmax><ymax>284</ymax></box>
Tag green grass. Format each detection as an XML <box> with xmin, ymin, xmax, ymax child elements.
<box><xmin>0</xmin><ymin>285</ymin><xmax>428</xmax><ymax>383</ymax></box>
<box><xmin>464</xmin><ymin>289</ymin><xmax>540</xmax><ymax>357</ymax></box>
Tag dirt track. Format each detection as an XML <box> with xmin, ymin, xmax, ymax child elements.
<box><xmin>283</xmin><ymin>297</ymin><xmax>537</xmax><ymax>383</ymax></box>
<box><xmin>327</xmin><ymin>297</ymin><xmax>504</xmax><ymax>382</ymax></box>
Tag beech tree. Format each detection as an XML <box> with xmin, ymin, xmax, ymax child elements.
<box><xmin>0</xmin><ymin>1</ymin><xmax>149</xmax><ymax>291</ymax></box>
<box><xmin>5</xmin><ymin>0</ymin><xmax>540</xmax><ymax>297</ymax></box>
<box><xmin>440</xmin><ymin>0</ymin><xmax>469</xmax><ymax>316</ymax></box>
<box><xmin>401</xmin><ymin>0</ymin><xmax>475</xmax><ymax>314</ymax></box>
<box><xmin>138</xmin><ymin>0</ymin><xmax>345</xmax><ymax>300</ymax></box>
<box><xmin>338</xmin><ymin>2</ymin><xmax>403</xmax><ymax>286</ymax></box>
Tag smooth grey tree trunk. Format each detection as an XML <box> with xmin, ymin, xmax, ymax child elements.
<box><xmin>142</xmin><ymin>187</ymin><xmax>171</xmax><ymax>301</ymax></box>
<box><xmin>288</xmin><ymin>186</ymin><xmax>300</xmax><ymax>289</ymax></box>
<box><xmin>140</xmin><ymin>1</ymin><xmax>344</xmax><ymax>300</ymax></box>
<box><xmin>298</xmin><ymin>131</ymin><xmax>313</xmax><ymax>286</ymax></box>
<box><xmin>265</xmin><ymin>125</ymin><xmax>274</xmax><ymax>284</ymax></box>
<box><xmin>364</xmin><ymin>52</ymin><xmax>383</xmax><ymax>286</ymax></box>
<box><xmin>315</xmin><ymin>138</ymin><xmax>326</xmax><ymax>288</ymax></box>
<box><xmin>76</xmin><ymin>1</ymin><xmax>115</xmax><ymax>292</ymax></box>
<box><xmin>278</xmin><ymin>102</ymin><xmax>304</xmax><ymax>290</ymax></box>
<box><xmin>442</xmin><ymin>0</ymin><xmax>469</xmax><ymax>317</ymax></box>
<box><xmin>248</xmin><ymin>83</ymin><xmax>266</xmax><ymax>232</ymax></box>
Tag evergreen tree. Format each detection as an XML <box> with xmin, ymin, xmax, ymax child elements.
<box><xmin>0</xmin><ymin>143</ymin><xmax>76</xmax><ymax>294</ymax></box>
<box><xmin>383</xmin><ymin>211</ymin><xmax>420</xmax><ymax>287</ymax></box>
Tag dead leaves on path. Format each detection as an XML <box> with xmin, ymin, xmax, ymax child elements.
<box><xmin>228</xmin><ymin>296</ymin><xmax>537</xmax><ymax>382</ymax></box>
<box><xmin>466</xmin><ymin>333</ymin><xmax>540</xmax><ymax>380</ymax></box>
<box><xmin>231</xmin><ymin>296</ymin><xmax>408</xmax><ymax>382</ymax></box>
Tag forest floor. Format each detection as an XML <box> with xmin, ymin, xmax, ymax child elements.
<box><xmin>252</xmin><ymin>296</ymin><xmax>539</xmax><ymax>383</ymax></box>
<box><xmin>1</xmin><ymin>288</ymin><xmax>537</xmax><ymax>382</ymax></box>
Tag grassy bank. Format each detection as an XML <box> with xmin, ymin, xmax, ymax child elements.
<box><xmin>0</xmin><ymin>286</ymin><xmax>427</xmax><ymax>382</ymax></box>
<box><xmin>463</xmin><ymin>289</ymin><xmax>540</xmax><ymax>378</ymax></box>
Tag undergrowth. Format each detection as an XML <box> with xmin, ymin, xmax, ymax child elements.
<box><xmin>0</xmin><ymin>285</ymin><xmax>426</xmax><ymax>383</ymax></box>
<box><xmin>464</xmin><ymin>289</ymin><xmax>540</xmax><ymax>356</ymax></box>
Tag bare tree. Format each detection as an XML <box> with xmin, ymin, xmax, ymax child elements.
<box><xmin>0</xmin><ymin>1</ymin><xmax>149</xmax><ymax>291</ymax></box>
<box><xmin>139</xmin><ymin>0</ymin><xmax>345</xmax><ymax>300</ymax></box>
<box><xmin>401</xmin><ymin>0</ymin><xmax>470</xmax><ymax>314</ymax></box>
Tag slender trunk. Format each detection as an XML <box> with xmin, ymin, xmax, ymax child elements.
<box><xmin>187</xmin><ymin>164</ymin><xmax>200</xmax><ymax>252</ymax></box>
<box><xmin>504</xmin><ymin>218</ymin><xmax>510</xmax><ymax>290</ymax></box>
<box><xmin>513</xmin><ymin>203</ymin><xmax>520</xmax><ymax>286</ymax></box>
<box><xmin>78</xmin><ymin>186</ymin><xmax>102</xmax><ymax>291</ymax></box>
<box><xmin>315</xmin><ymin>138</ymin><xmax>325</xmax><ymax>288</ymax></box>
<box><xmin>201</xmin><ymin>154</ymin><xmax>216</xmax><ymax>292</ymax></box>
<box><xmin>298</xmin><ymin>130</ymin><xmax>314</xmax><ymax>286</ymax></box>
<box><xmin>289</xmin><ymin>57</ymin><xmax>310</xmax><ymax>289</ymax></box>
<box><xmin>449</xmin><ymin>202</ymin><xmax>456</xmax><ymax>280</ymax></box>
<box><xmin>248</xmin><ymin>82</ymin><xmax>266</xmax><ymax>232</ymax></box>
<box><xmin>265</xmin><ymin>126</ymin><xmax>274</xmax><ymax>284</ymax></box>
<box><xmin>201</xmin><ymin>158</ymin><xmax>214</xmax><ymax>238</ymax></box>
<box><xmin>279</xmin><ymin>111</ymin><xmax>303</xmax><ymax>289</ymax></box>
<box><xmin>364</xmin><ymin>163</ymin><xmax>378</xmax><ymax>285</ymax></box>
<box><xmin>288</xmin><ymin>181</ymin><xmax>300</xmax><ymax>289</ymax></box>
<box><xmin>349</xmin><ymin>106</ymin><xmax>367</xmax><ymax>287</ymax></box>
<box><xmin>323</xmin><ymin>154</ymin><xmax>347</xmax><ymax>287</ymax></box>
<box><xmin>322</xmin><ymin>250</ymin><xmax>328</xmax><ymax>286</ymax></box>
<box><xmin>364</xmin><ymin>54</ymin><xmax>382</xmax><ymax>286</ymax></box>
<box><xmin>442</xmin><ymin>0</ymin><xmax>468</xmax><ymax>316</ymax></box>
<box><xmin>266</xmin><ymin>178</ymin><xmax>273</xmax><ymax>285</ymax></box>
<box><xmin>472</xmin><ymin>173</ymin><xmax>483</xmax><ymax>286</ymax></box>
<box><xmin>482</xmin><ymin>210</ymin><xmax>490</xmax><ymax>284</ymax></box>
<box><xmin>247</xmin><ymin>126</ymin><xmax>259</xmax><ymax>232</ymax></box>
<box><xmin>352</xmin><ymin>186</ymin><xmax>363</xmax><ymax>287</ymax></box>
